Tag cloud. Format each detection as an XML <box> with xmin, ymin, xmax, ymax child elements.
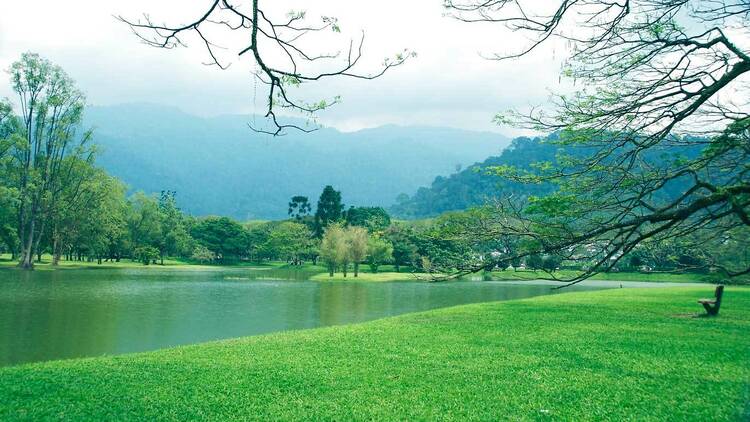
<box><xmin>0</xmin><ymin>0</ymin><xmax>566</xmax><ymax>136</ymax></box>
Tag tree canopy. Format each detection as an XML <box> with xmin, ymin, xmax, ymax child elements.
<box><xmin>439</xmin><ymin>0</ymin><xmax>750</xmax><ymax>285</ymax></box>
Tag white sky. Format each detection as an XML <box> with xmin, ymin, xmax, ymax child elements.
<box><xmin>0</xmin><ymin>0</ymin><xmax>568</xmax><ymax>135</ymax></box>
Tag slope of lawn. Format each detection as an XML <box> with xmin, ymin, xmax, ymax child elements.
<box><xmin>1</xmin><ymin>287</ymin><xmax>749</xmax><ymax>421</ymax></box>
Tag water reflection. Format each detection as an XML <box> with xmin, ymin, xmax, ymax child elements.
<box><xmin>0</xmin><ymin>268</ymin><xmax>601</xmax><ymax>367</ymax></box>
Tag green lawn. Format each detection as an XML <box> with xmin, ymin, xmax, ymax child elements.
<box><xmin>311</xmin><ymin>271</ymin><xmax>419</xmax><ymax>282</ymax></box>
<box><xmin>1</xmin><ymin>254</ymin><xmax>722</xmax><ymax>285</ymax></box>
<box><xmin>491</xmin><ymin>269</ymin><xmax>724</xmax><ymax>283</ymax></box>
<box><xmin>0</xmin><ymin>254</ymin><xmax>277</xmax><ymax>271</ymax></box>
<box><xmin>1</xmin><ymin>287</ymin><xmax>748</xmax><ymax>420</ymax></box>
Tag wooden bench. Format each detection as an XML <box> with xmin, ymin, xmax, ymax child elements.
<box><xmin>698</xmin><ymin>285</ymin><xmax>724</xmax><ymax>316</ymax></box>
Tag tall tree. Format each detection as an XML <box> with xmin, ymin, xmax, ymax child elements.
<box><xmin>367</xmin><ymin>237</ymin><xmax>393</xmax><ymax>273</ymax></box>
<box><xmin>345</xmin><ymin>206</ymin><xmax>391</xmax><ymax>233</ymax></box>
<box><xmin>314</xmin><ymin>185</ymin><xmax>344</xmax><ymax>237</ymax></box>
<box><xmin>158</xmin><ymin>191</ymin><xmax>193</xmax><ymax>264</ymax></box>
<box><xmin>385</xmin><ymin>224</ymin><xmax>419</xmax><ymax>273</ymax></box>
<box><xmin>288</xmin><ymin>196</ymin><xmax>312</xmax><ymax>220</ymax></box>
<box><xmin>267</xmin><ymin>221</ymin><xmax>316</xmax><ymax>265</ymax></box>
<box><xmin>345</xmin><ymin>226</ymin><xmax>369</xmax><ymax>277</ymax></box>
<box><xmin>7</xmin><ymin>53</ymin><xmax>94</xmax><ymax>269</ymax></box>
<box><xmin>190</xmin><ymin>216</ymin><xmax>249</xmax><ymax>262</ymax></box>
<box><xmin>442</xmin><ymin>0</ymin><xmax>750</xmax><ymax>285</ymax></box>
<box><xmin>127</xmin><ymin>192</ymin><xmax>163</xmax><ymax>262</ymax></box>
<box><xmin>319</xmin><ymin>223</ymin><xmax>347</xmax><ymax>277</ymax></box>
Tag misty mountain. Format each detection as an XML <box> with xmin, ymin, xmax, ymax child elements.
<box><xmin>391</xmin><ymin>133</ymin><xmax>709</xmax><ymax>219</ymax></box>
<box><xmin>84</xmin><ymin>104</ymin><xmax>509</xmax><ymax>219</ymax></box>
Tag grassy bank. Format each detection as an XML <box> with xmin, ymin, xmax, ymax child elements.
<box><xmin>0</xmin><ymin>254</ymin><xmax>725</xmax><ymax>284</ymax></box>
<box><xmin>1</xmin><ymin>287</ymin><xmax>748</xmax><ymax>420</ymax></box>
<box><xmin>490</xmin><ymin>268</ymin><xmax>724</xmax><ymax>284</ymax></box>
<box><xmin>0</xmin><ymin>254</ymin><xmax>277</xmax><ymax>271</ymax></box>
<box><xmin>310</xmin><ymin>268</ymin><xmax>423</xmax><ymax>282</ymax></box>
<box><xmin>0</xmin><ymin>256</ymin><xmax>425</xmax><ymax>281</ymax></box>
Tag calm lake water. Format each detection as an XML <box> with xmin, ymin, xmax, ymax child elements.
<box><xmin>0</xmin><ymin>267</ymin><xmax>603</xmax><ymax>367</ymax></box>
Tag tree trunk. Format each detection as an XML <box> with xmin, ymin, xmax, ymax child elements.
<box><xmin>52</xmin><ymin>228</ymin><xmax>61</xmax><ymax>266</ymax></box>
<box><xmin>395</xmin><ymin>263</ymin><xmax>400</xmax><ymax>273</ymax></box>
<box><xmin>328</xmin><ymin>263</ymin><xmax>334</xmax><ymax>277</ymax></box>
<box><xmin>354</xmin><ymin>262</ymin><xmax>359</xmax><ymax>277</ymax></box>
<box><xmin>19</xmin><ymin>220</ymin><xmax>36</xmax><ymax>270</ymax></box>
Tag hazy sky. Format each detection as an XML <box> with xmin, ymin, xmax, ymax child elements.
<box><xmin>0</xmin><ymin>0</ymin><xmax>567</xmax><ymax>135</ymax></box>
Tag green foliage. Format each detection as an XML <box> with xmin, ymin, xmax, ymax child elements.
<box><xmin>190</xmin><ymin>217</ymin><xmax>249</xmax><ymax>262</ymax></box>
<box><xmin>384</xmin><ymin>224</ymin><xmax>419</xmax><ymax>272</ymax></box>
<box><xmin>314</xmin><ymin>185</ymin><xmax>344</xmax><ymax>237</ymax></box>
<box><xmin>392</xmin><ymin>136</ymin><xmax>559</xmax><ymax>218</ymax></box>
<box><xmin>366</xmin><ymin>237</ymin><xmax>393</xmax><ymax>273</ymax></box>
<box><xmin>190</xmin><ymin>245</ymin><xmax>215</xmax><ymax>264</ymax></box>
<box><xmin>267</xmin><ymin>221</ymin><xmax>316</xmax><ymax>265</ymax></box>
<box><xmin>133</xmin><ymin>245</ymin><xmax>160</xmax><ymax>265</ymax></box>
<box><xmin>319</xmin><ymin>223</ymin><xmax>347</xmax><ymax>276</ymax></box>
<box><xmin>345</xmin><ymin>226</ymin><xmax>368</xmax><ymax>277</ymax></box>
<box><xmin>287</xmin><ymin>196</ymin><xmax>312</xmax><ymax>220</ymax></box>
<box><xmin>345</xmin><ymin>206</ymin><xmax>391</xmax><ymax>233</ymax></box>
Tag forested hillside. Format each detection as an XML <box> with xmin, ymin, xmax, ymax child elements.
<box><xmin>84</xmin><ymin>104</ymin><xmax>509</xmax><ymax>219</ymax></box>
<box><xmin>391</xmin><ymin>133</ymin><xmax>705</xmax><ymax>219</ymax></box>
<box><xmin>391</xmin><ymin>135</ymin><xmax>559</xmax><ymax>218</ymax></box>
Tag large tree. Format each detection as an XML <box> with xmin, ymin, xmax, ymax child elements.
<box><xmin>441</xmin><ymin>0</ymin><xmax>750</xmax><ymax>285</ymax></box>
<box><xmin>7</xmin><ymin>53</ymin><xmax>95</xmax><ymax>269</ymax></box>
<box><xmin>314</xmin><ymin>185</ymin><xmax>344</xmax><ymax>237</ymax></box>
<box><xmin>345</xmin><ymin>226</ymin><xmax>369</xmax><ymax>277</ymax></box>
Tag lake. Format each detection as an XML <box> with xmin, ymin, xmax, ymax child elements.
<box><xmin>0</xmin><ymin>267</ymin><xmax>604</xmax><ymax>367</ymax></box>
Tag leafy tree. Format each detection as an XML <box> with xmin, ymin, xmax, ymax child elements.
<box><xmin>52</xmin><ymin>166</ymin><xmax>127</xmax><ymax>265</ymax></box>
<box><xmin>288</xmin><ymin>196</ymin><xmax>312</xmax><ymax>220</ymax></box>
<box><xmin>526</xmin><ymin>254</ymin><xmax>543</xmax><ymax>271</ymax></box>
<box><xmin>441</xmin><ymin>0</ymin><xmax>750</xmax><ymax>285</ymax></box>
<box><xmin>6</xmin><ymin>53</ymin><xmax>94</xmax><ymax>269</ymax></box>
<box><xmin>367</xmin><ymin>237</ymin><xmax>393</xmax><ymax>273</ymax></box>
<box><xmin>346</xmin><ymin>226</ymin><xmax>369</xmax><ymax>277</ymax></box>
<box><xmin>127</xmin><ymin>193</ymin><xmax>163</xmax><ymax>259</ymax></box>
<box><xmin>158</xmin><ymin>191</ymin><xmax>194</xmax><ymax>264</ymax></box>
<box><xmin>0</xmin><ymin>187</ymin><xmax>20</xmax><ymax>258</ymax></box>
<box><xmin>314</xmin><ymin>185</ymin><xmax>344</xmax><ymax>237</ymax></box>
<box><xmin>346</xmin><ymin>206</ymin><xmax>391</xmax><ymax>233</ymax></box>
<box><xmin>267</xmin><ymin>221</ymin><xmax>316</xmax><ymax>265</ymax></box>
<box><xmin>246</xmin><ymin>222</ymin><xmax>274</xmax><ymax>263</ymax></box>
<box><xmin>542</xmin><ymin>255</ymin><xmax>563</xmax><ymax>273</ymax></box>
<box><xmin>319</xmin><ymin>223</ymin><xmax>347</xmax><ymax>277</ymax></box>
<box><xmin>134</xmin><ymin>245</ymin><xmax>160</xmax><ymax>265</ymax></box>
<box><xmin>190</xmin><ymin>217</ymin><xmax>249</xmax><ymax>262</ymax></box>
<box><xmin>191</xmin><ymin>245</ymin><xmax>215</xmax><ymax>264</ymax></box>
<box><xmin>385</xmin><ymin>224</ymin><xmax>419</xmax><ymax>272</ymax></box>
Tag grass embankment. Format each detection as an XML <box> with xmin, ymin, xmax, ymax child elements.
<box><xmin>1</xmin><ymin>287</ymin><xmax>748</xmax><ymax>420</ymax></box>
<box><xmin>310</xmin><ymin>267</ymin><xmax>423</xmax><ymax>282</ymax></box>
<box><xmin>491</xmin><ymin>269</ymin><xmax>724</xmax><ymax>283</ymax></box>
<box><xmin>0</xmin><ymin>254</ymin><xmax>275</xmax><ymax>271</ymax></box>
<box><xmin>0</xmin><ymin>254</ymin><xmax>723</xmax><ymax>284</ymax></box>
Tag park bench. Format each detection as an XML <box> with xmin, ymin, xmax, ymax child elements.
<box><xmin>698</xmin><ymin>285</ymin><xmax>724</xmax><ymax>316</ymax></box>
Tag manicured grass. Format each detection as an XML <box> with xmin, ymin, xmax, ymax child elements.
<box><xmin>0</xmin><ymin>254</ymin><xmax>276</xmax><ymax>271</ymax></box>
<box><xmin>311</xmin><ymin>270</ymin><xmax>422</xmax><ymax>282</ymax></box>
<box><xmin>1</xmin><ymin>287</ymin><xmax>748</xmax><ymax>420</ymax></box>
<box><xmin>1</xmin><ymin>254</ymin><xmax>717</xmax><ymax>285</ymax></box>
<box><xmin>491</xmin><ymin>269</ymin><xmax>724</xmax><ymax>284</ymax></box>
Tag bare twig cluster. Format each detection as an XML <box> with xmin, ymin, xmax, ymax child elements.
<box><xmin>118</xmin><ymin>0</ymin><xmax>413</xmax><ymax>135</ymax></box>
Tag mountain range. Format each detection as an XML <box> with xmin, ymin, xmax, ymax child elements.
<box><xmin>84</xmin><ymin>104</ymin><xmax>509</xmax><ymax>220</ymax></box>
